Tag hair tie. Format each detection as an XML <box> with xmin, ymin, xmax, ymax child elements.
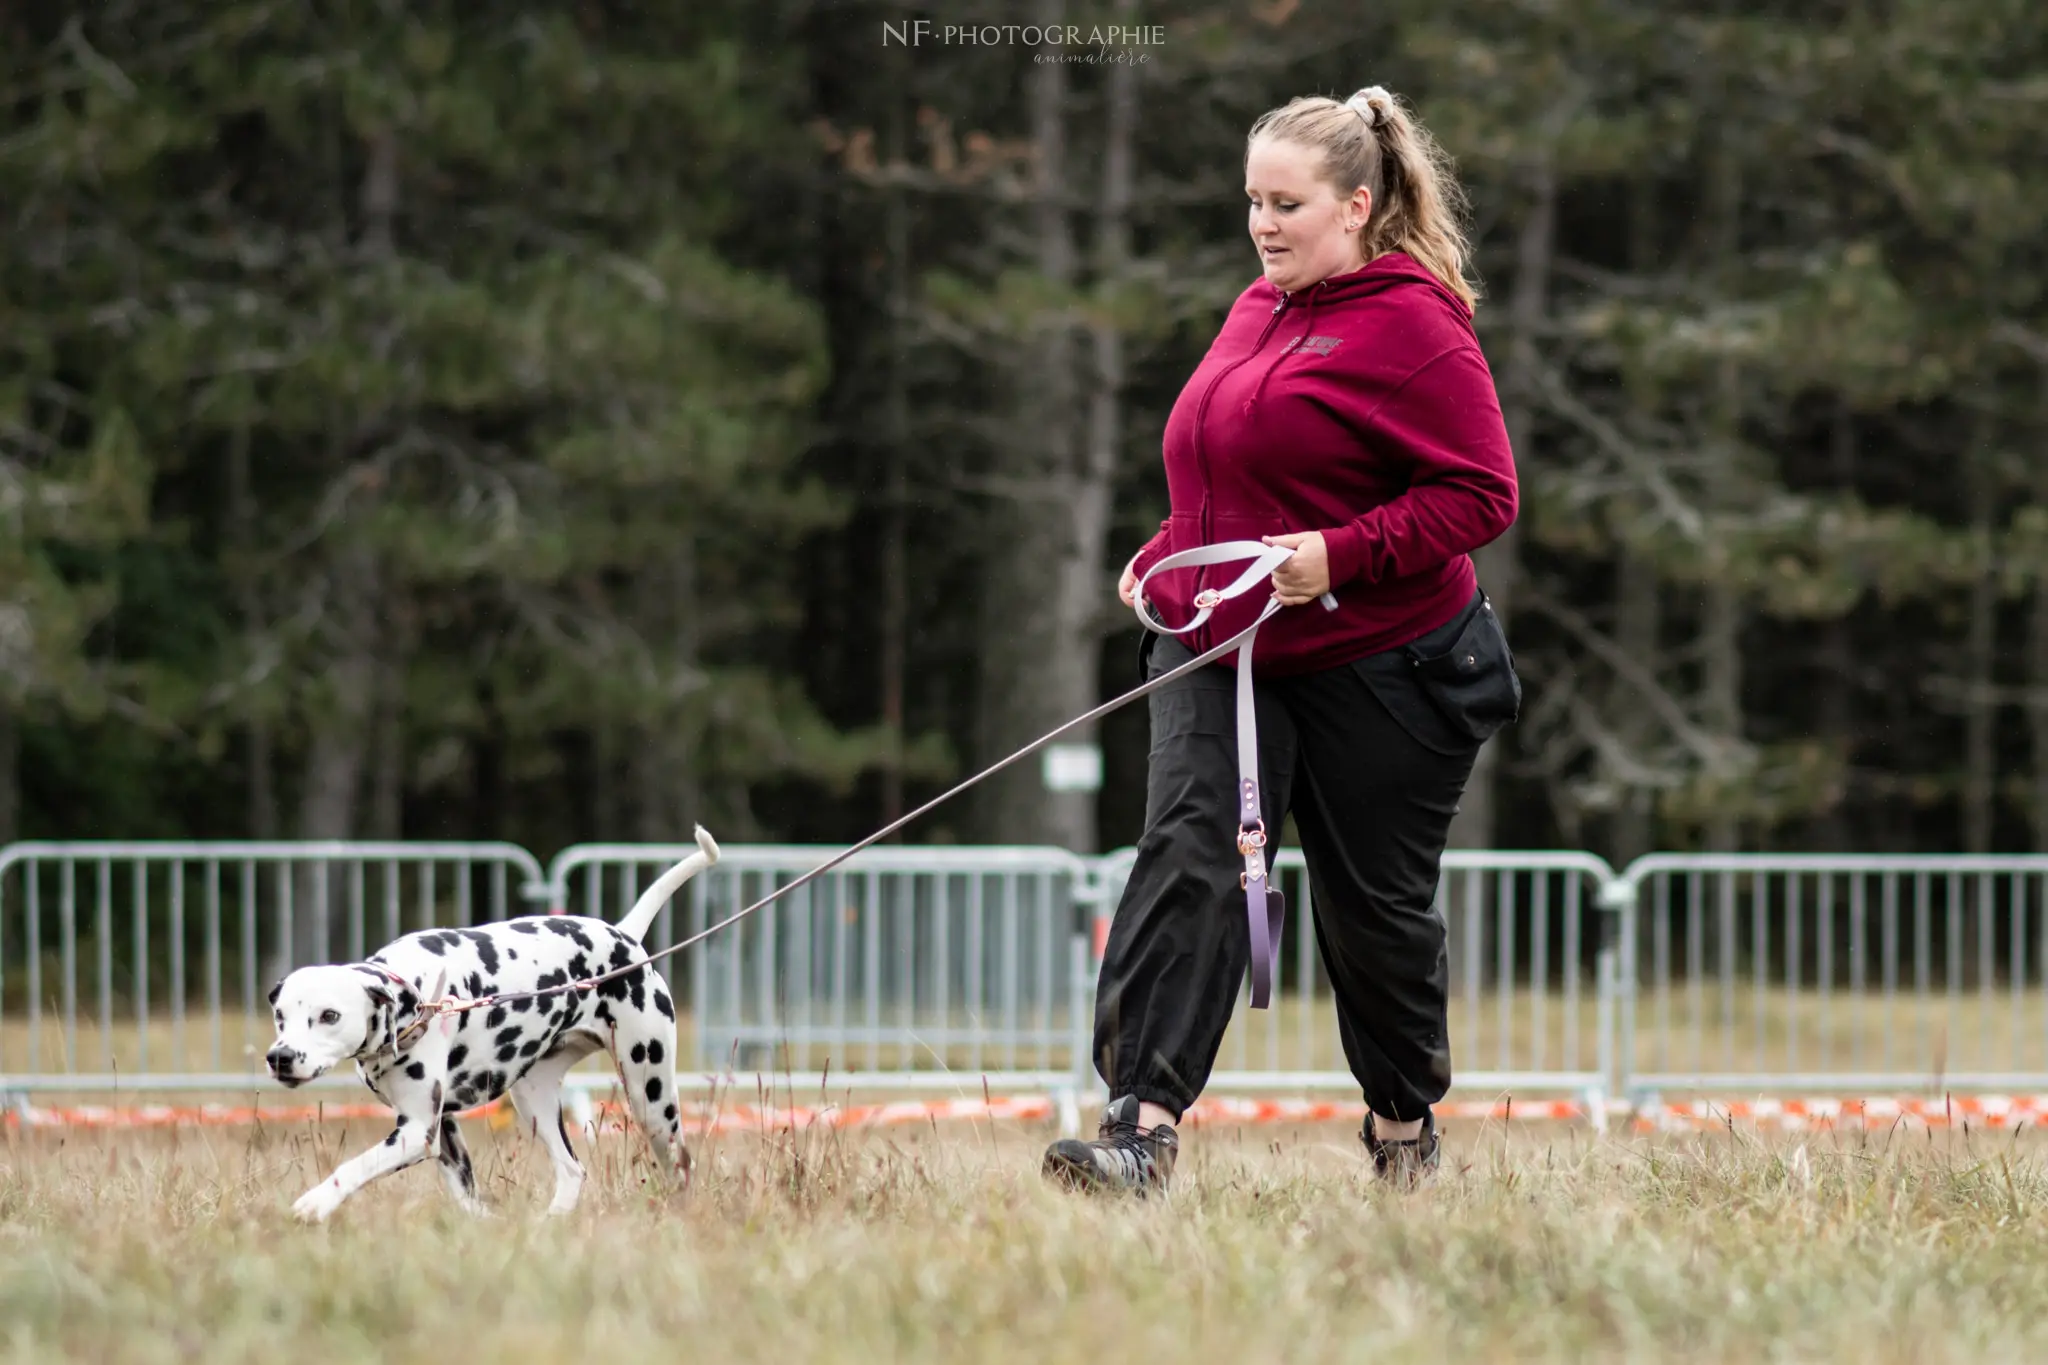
<box><xmin>1349</xmin><ymin>86</ymin><xmax>1390</xmax><ymax>129</ymax></box>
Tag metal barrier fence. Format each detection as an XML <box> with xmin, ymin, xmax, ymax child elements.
<box><xmin>1609</xmin><ymin>854</ymin><xmax>2048</xmax><ymax>1102</ymax></box>
<box><xmin>1095</xmin><ymin>848</ymin><xmax>1619</xmax><ymax>1106</ymax></box>
<box><xmin>544</xmin><ymin>843</ymin><xmax>1096</xmax><ymax>1100</ymax></box>
<box><xmin>14</xmin><ymin>840</ymin><xmax>2048</xmax><ymax>1116</ymax></box>
<box><xmin>0</xmin><ymin>842</ymin><xmax>548</xmax><ymax>1094</ymax></box>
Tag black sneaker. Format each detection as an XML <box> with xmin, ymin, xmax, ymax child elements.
<box><xmin>1364</xmin><ymin>1111</ymin><xmax>1440</xmax><ymax>1188</ymax></box>
<box><xmin>1042</xmin><ymin>1095</ymin><xmax>1178</xmax><ymax>1194</ymax></box>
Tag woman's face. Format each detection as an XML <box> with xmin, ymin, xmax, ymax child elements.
<box><xmin>1245</xmin><ymin>136</ymin><xmax>1370</xmax><ymax>293</ymax></box>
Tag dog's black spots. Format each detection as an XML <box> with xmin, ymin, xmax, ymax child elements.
<box><xmin>664</xmin><ymin>1103</ymin><xmax>678</xmax><ymax>1123</ymax></box>
<box><xmin>495</xmin><ymin>1025</ymin><xmax>522</xmax><ymax>1049</ymax></box>
<box><xmin>609</xmin><ymin>941</ymin><xmax>633</xmax><ymax>969</ymax></box>
<box><xmin>568</xmin><ymin>954</ymin><xmax>592</xmax><ymax>980</ymax></box>
<box><xmin>543</xmin><ymin>919</ymin><xmax>596</xmax><ymax>951</ymax></box>
<box><xmin>496</xmin><ymin>1043</ymin><xmax>519</xmax><ymax>1064</ymax></box>
<box><xmin>268</xmin><ymin>980</ymin><xmax>283</xmax><ymax>1006</ymax></box>
<box><xmin>628</xmin><ymin>972</ymin><xmax>647</xmax><ymax>1013</ymax></box>
<box><xmin>597</xmin><ymin>971</ymin><xmax>631</xmax><ymax>1003</ymax></box>
<box><xmin>395</xmin><ymin>1112</ymin><xmax>409</xmax><ymax>1127</ymax></box>
<box><xmin>486</xmin><ymin>1005</ymin><xmax>508</xmax><ymax>1029</ymax></box>
<box><xmin>465</xmin><ymin>972</ymin><xmax>487</xmax><ymax>999</ymax></box>
<box><xmin>446</xmin><ymin>1044</ymin><xmax>469</xmax><ymax>1070</ymax></box>
<box><xmin>487</xmin><ymin>1070</ymin><xmax>508</xmax><ymax>1095</ymax></box>
<box><xmin>630</xmin><ymin>1042</ymin><xmax>647</xmax><ymax>1064</ymax></box>
<box><xmin>458</xmin><ymin>930</ymin><xmax>502</xmax><ymax>975</ymax></box>
<box><xmin>653</xmin><ymin>990</ymin><xmax>676</xmax><ymax>1022</ymax></box>
<box><xmin>510</xmin><ymin>995</ymin><xmax>533</xmax><ymax>1013</ymax></box>
<box><xmin>506</xmin><ymin>949</ymin><xmax>519</xmax><ymax>961</ymax></box>
<box><xmin>430</xmin><ymin>1080</ymin><xmax>444</xmax><ymax>1113</ymax></box>
<box><xmin>511</xmin><ymin>920</ymin><xmax>541</xmax><ymax>935</ymax></box>
<box><xmin>520</xmin><ymin>1038</ymin><xmax>541</xmax><ymax>1058</ymax></box>
<box><xmin>647</xmin><ymin>1039</ymin><xmax>665</xmax><ymax>1065</ymax></box>
<box><xmin>593</xmin><ymin>1002</ymin><xmax>615</xmax><ymax>1026</ymax></box>
<box><xmin>556</xmin><ymin>1111</ymin><xmax>576</xmax><ymax>1157</ymax></box>
<box><xmin>418</xmin><ymin>934</ymin><xmax>448</xmax><ymax>957</ymax></box>
<box><xmin>534</xmin><ymin>968</ymin><xmax>568</xmax><ymax>992</ymax></box>
<box><xmin>644</xmin><ymin>1076</ymin><xmax>663</xmax><ymax>1102</ymax></box>
<box><xmin>383</xmin><ymin>1131</ymin><xmax>399</xmax><ymax>1147</ymax></box>
<box><xmin>405</xmin><ymin>1061</ymin><xmax>427</xmax><ymax>1081</ymax></box>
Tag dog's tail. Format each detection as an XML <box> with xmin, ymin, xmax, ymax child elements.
<box><xmin>615</xmin><ymin>826</ymin><xmax>722</xmax><ymax>944</ymax></box>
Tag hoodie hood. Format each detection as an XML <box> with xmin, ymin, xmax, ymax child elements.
<box><xmin>1242</xmin><ymin>253</ymin><xmax>1471</xmax><ymax>416</ymax></box>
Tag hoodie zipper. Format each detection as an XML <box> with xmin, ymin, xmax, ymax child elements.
<box><xmin>1191</xmin><ymin>289</ymin><xmax>1292</xmax><ymax>553</ymax></box>
<box><xmin>1184</xmin><ymin>289</ymin><xmax>1293</xmax><ymax>652</ymax></box>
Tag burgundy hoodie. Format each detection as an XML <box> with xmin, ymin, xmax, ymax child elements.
<box><xmin>1129</xmin><ymin>251</ymin><xmax>1519</xmax><ymax>675</ymax></box>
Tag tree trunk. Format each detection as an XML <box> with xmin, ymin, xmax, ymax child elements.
<box><xmin>2032</xmin><ymin>450</ymin><xmax>2048</xmax><ymax>850</ymax></box>
<box><xmin>277</xmin><ymin>125</ymin><xmax>398</xmax><ymax>972</ymax></box>
<box><xmin>879</xmin><ymin>75</ymin><xmax>911</xmax><ymax>837</ymax></box>
<box><xmin>2032</xmin><ymin>371</ymin><xmax>2048</xmax><ymax>851</ymax></box>
<box><xmin>227</xmin><ymin>421</ymin><xmax>278</xmax><ymax>840</ymax></box>
<box><xmin>1609</xmin><ymin>170</ymin><xmax>1665</xmax><ymax>867</ymax></box>
<box><xmin>1702</xmin><ymin>128</ymin><xmax>1744</xmax><ymax>855</ymax></box>
<box><xmin>1609</xmin><ymin>545</ymin><xmax>1662</xmax><ymax>865</ymax></box>
<box><xmin>1962</xmin><ymin>423</ymin><xmax>1998</xmax><ymax>853</ymax></box>
<box><xmin>972</xmin><ymin>0</ymin><xmax>1100</xmax><ymax>853</ymax></box>
<box><xmin>1452</xmin><ymin>134</ymin><xmax>1554</xmax><ymax>851</ymax></box>
<box><xmin>0</xmin><ymin>698</ymin><xmax>17</xmax><ymax>846</ymax></box>
<box><xmin>1815</xmin><ymin>398</ymin><xmax>1858</xmax><ymax>851</ymax></box>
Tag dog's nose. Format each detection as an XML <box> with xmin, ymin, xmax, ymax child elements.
<box><xmin>266</xmin><ymin>1046</ymin><xmax>294</xmax><ymax>1073</ymax></box>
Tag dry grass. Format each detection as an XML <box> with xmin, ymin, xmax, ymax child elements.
<box><xmin>7</xmin><ymin>1114</ymin><xmax>2048</xmax><ymax>1363</ymax></box>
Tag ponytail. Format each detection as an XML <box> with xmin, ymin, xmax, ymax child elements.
<box><xmin>1246</xmin><ymin>86</ymin><xmax>1479</xmax><ymax>311</ymax></box>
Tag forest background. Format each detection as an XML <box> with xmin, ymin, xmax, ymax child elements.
<box><xmin>6</xmin><ymin>0</ymin><xmax>2046</xmax><ymax>872</ymax></box>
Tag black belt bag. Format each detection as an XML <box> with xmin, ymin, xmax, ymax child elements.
<box><xmin>1353</xmin><ymin>588</ymin><xmax>1521</xmax><ymax>754</ymax></box>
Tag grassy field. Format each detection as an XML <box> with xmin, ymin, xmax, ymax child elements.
<box><xmin>7</xmin><ymin>1115</ymin><xmax>2048</xmax><ymax>1363</ymax></box>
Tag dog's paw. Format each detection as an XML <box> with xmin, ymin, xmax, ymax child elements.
<box><xmin>292</xmin><ymin>1179</ymin><xmax>346</xmax><ymax>1223</ymax></box>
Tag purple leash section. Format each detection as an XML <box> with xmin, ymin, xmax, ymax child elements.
<box><xmin>1132</xmin><ymin>542</ymin><xmax>1336</xmax><ymax>1009</ymax></box>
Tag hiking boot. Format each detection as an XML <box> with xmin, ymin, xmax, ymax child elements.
<box><xmin>1364</xmin><ymin>1111</ymin><xmax>1440</xmax><ymax>1188</ymax></box>
<box><xmin>1042</xmin><ymin>1095</ymin><xmax>1178</xmax><ymax>1194</ymax></box>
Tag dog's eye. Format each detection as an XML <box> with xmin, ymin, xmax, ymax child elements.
<box><xmin>319</xmin><ymin>1009</ymin><xmax>342</xmax><ymax>1026</ymax></box>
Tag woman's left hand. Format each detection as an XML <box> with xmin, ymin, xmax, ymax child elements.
<box><xmin>1262</xmin><ymin>532</ymin><xmax>1331</xmax><ymax>606</ymax></box>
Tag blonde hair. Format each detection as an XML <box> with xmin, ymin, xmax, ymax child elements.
<box><xmin>1246</xmin><ymin>85</ymin><xmax>1478</xmax><ymax>311</ymax></box>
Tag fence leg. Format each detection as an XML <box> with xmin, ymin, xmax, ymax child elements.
<box><xmin>1595</xmin><ymin>877</ymin><xmax>1639</xmax><ymax>1119</ymax></box>
<box><xmin>1065</xmin><ymin>931</ymin><xmax>1093</xmax><ymax>1138</ymax></box>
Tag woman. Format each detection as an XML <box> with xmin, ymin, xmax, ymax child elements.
<box><xmin>1043</xmin><ymin>86</ymin><xmax>1521</xmax><ymax>1193</ymax></box>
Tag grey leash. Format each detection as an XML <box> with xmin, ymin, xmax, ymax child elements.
<box><xmin>460</xmin><ymin>540</ymin><xmax>1321</xmax><ymax>1018</ymax></box>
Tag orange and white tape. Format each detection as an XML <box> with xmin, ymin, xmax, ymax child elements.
<box><xmin>10</xmin><ymin>1091</ymin><xmax>2046</xmax><ymax>1134</ymax></box>
<box><xmin>1628</xmin><ymin>1094</ymin><xmax>2048</xmax><ymax>1132</ymax></box>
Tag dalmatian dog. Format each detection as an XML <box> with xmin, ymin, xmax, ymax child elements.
<box><xmin>265</xmin><ymin>827</ymin><xmax>719</xmax><ymax>1222</ymax></box>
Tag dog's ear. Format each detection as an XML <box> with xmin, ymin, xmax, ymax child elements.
<box><xmin>366</xmin><ymin>983</ymin><xmax>394</xmax><ymax>1010</ymax></box>
<box><xmin>268</xmin><ymin>979</ymin><xmax>284</xmax><ymax>1007</ymax></box>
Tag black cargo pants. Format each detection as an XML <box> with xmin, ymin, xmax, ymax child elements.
<box><xmin>1092</xmin><ymin>587</ymin><xmax>1520</xmax><ymax>1123</ymax></box>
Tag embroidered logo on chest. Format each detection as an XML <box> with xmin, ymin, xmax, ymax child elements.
<box><xmin>1281</xmin><ymin>334</ymin><xmax>1343</xmax><ymax>359</ymax></box>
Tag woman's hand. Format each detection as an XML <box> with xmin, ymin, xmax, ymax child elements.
<box><xmin>1118</xmin><ymin>558</ymin><xmax>1140</xmax><ymax>608</ymax></box>
<box><xmin>1262</xmin><ymin>532</ymin><xmax>1331</xmax><ymax>606</ymax></box>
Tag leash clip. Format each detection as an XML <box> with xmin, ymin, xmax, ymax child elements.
<box><xmin>1236</xmin><ymin>820</ymin><xmax>1268</xmax><ymax>856</ymax></box>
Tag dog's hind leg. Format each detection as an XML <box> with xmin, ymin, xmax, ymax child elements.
<box><xmin>510</xmin><ymin>1045</ymin><xmax>593</xmax><ymax>1215</ymax></box>
<box><xmin>435</xmin><ymin>1118</ymin><xmax>488</xmax><ymax>1216</ymax></box>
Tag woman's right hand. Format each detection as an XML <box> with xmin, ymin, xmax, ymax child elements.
<box><xmin>1118</xmin><ymin>559</ymin><xmax>1140</xmax><ymax>608</ymax></box>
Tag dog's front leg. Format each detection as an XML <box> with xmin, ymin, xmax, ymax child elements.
<box><xmin>292</xmin><ymin>1106</ymin><xmax>436</xmax><ymax>1223</ymax></box>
